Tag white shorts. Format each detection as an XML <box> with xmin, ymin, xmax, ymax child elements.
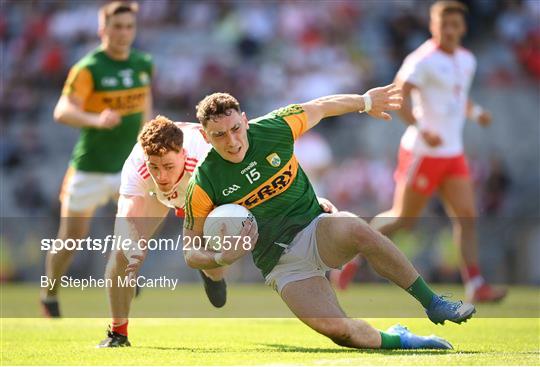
<box><xmin>265</xmin><ymin>214</ymin><xmax>333</xmax><ymax>294</ymax></box>
<box><xmin>59</xmin><ymin>167</ymin><xmax>121</xmax><ymax>212</ymax></box>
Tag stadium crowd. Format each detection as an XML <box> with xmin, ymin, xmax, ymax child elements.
<box><xmin>1</xmin><ymin>0</ymin><xmax>538</xmax><ymax>283</ymax></box>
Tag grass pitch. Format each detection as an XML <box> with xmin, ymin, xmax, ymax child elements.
<box><xmin>1</xmin><ymin>284</ymin><xmax>539</xmax><ymax>365</ymax></box>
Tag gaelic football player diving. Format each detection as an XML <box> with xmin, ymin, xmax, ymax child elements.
<box><xmin>179</xmin><ymin>88</ymin><xmax>476</xmax><ymax>350</ymax></box>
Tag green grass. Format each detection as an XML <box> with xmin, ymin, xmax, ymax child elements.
<box><xmin>1</xmin><ymin>284</ymin><xmax>539</xmax><ymax>365</ymax></box>
<box><xmin>2</xmin><ymin>284</ymin><xmax>539</xmax><ymax>318</ymax></box>
<box><xmin>2</xmin><ymin>318</ymin><xmax>539</xmax><ymax>365</ymax></box>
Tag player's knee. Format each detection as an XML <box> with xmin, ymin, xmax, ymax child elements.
<box><xmin>350</xmin><ymin>220</ymin><xmax>382</xmax><ymax>253</ymax></box>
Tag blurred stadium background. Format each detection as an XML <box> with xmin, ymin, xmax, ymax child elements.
<box><xmin>1</xmin><ymin>0</ymin><xmax>539</xmax><ymax>289</ymax></box>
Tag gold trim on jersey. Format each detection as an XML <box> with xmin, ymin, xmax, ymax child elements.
<box><xmin>83</xmin><ymin>86</ymin><xmax>150</xmax><ymax>115</ymax></box>
<box><xmin>184</xmin><ymin>181</ymin><xmax>215</xmax><ymax>232</ymax></box>
<box><xmin>234</xmin><ymin>155</ymin><xmax>298</xmax><ymax>210</ymax></box>
<box><xmin>282</xmin><ymin>108</ymin><xmax>308</xmax><ymax>140</ymax></box>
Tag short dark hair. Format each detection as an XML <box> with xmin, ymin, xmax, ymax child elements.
<box><xmin>430</xmin><ymin>0</ymin><xmax>468</xmax><ymax>19</ymax></box>
<box><xmin>99</xmin><ymin>1</ymin><xmax>138</xmax><ymax>27</ymax></box>
<box><xmin>195</xmin><ymin>92</ymin><xmax>241</xmax><ymax>127</ymax></box>
<box><xmin>138</xmin><ymin>115</ymin><xmax>183</xmax><ymax>157</ymax></box>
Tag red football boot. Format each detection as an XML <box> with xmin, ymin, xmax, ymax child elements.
<box><xmin>470</xmin><ymin>283</ymin><xmax>507</xmax><ymax>303</ymax></box>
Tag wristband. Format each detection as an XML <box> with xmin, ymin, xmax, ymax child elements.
<box><xmin>361</xmin><ymin>94</ymin><xmax>372</xmax><ymax>113</ymax></box>
<box><xmin>470</xmin><ymin>104</ymin><xmax>484</xmax><ymax>122</ymax></box>
<box><xmin>214</xmin><ymin>252</ymin><xmax>228</xmax><ymax>266</ymax></box>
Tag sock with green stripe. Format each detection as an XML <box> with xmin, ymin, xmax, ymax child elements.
<box><xmin>379</xmin><ymin>331</ymin><xmax>402</xmax><ymax>349</ymax></box>
<box><xmin>405</xmin><ymin>276</ymin><xmax>437</xmax><ymax>308</ymax></box>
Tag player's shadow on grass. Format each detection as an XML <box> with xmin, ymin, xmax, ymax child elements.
<box><xmin>262</xmin><ymin>343</ymin><xmax>474</xmax><ymax>355</ymax></box>
<box><xmin>138</xmin><ymin>343</ymin><xmax>480</xmax><ymax>355</ymax></box>
<box><xmin>138</xmin><ymin>346</ymin><xmax>227</xmax><ymax>352</ymax></box>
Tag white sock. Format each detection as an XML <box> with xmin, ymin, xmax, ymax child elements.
<box><xmin>465</xmin><ymin>276</ymin><xmax>485</xmax><ymax>297</ymax></box>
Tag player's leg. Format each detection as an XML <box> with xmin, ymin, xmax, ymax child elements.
<box><xmin>281</xmin><ymin>276</ymin><xmax>451</xmax><ymax>349</ymax></box>
<box><xmin>317</xmin><ymin>212</ymin><xmax>475</xmax><ymax>324</ymax></box>
<box><xmin>100</xmin><ymin>195</ymin><xmax>168</xmax><ymax>347</ymax></box>
<box><xmin>319</xmin><ymin>212</ymin><xmax>419</xmax><ymax>288</ymax></box>
<box><xmin>43</xmin><ymin>206</ymin><xmax>94</xmax><ymax>299</ymax></box>
<box><xmin>370</xmin><ymin>179</ymin><xmax>431</xmax><ymax>236</ymax></box>
<box><xmin>332</xmin><ymin>151</ymin><xmax>431</xmax><ymax>290</ymax></box>
<box><xmin>41</xmin><ymin>170</ymin><xmax>113</xmax><ymax>317</ymax></box>
<box><xmin>439</xmin><ymin>176</ymin><xmax>507</xmax><ymax>302</ymax></box>
<box><xmin>41</xmin><ymin>174</ymin><xmax>97</xmax><ymax>317</ymax></box>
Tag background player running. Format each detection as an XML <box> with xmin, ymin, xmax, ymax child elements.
<box><xmin>332</xmin><ymin>1</ymin><xmax>507</xmax><ymax>304</ymax></box>
<box><xmin>181</xmin><ymin>88</ymin><xmax>475</xmax><ymax>351</ymax></box>
<box><xmin>41</xmin><ymin>1</ymin><xmax>153</xmax><ymax>317</ymax></box>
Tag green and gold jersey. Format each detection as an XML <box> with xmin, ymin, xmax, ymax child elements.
<box><xmin>62</xmin><ymin>46</ymin><xmax>153</xmax><ymax>173</ymax></box>
<box><xmin>184</xmin><ymin>105</ymin><xmax>323</xmax><ymax>276</ymax></box>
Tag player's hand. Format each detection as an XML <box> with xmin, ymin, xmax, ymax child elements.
<box><xmin>421</xmin><ymin>130</ymin><xmax>443</xmax><ymax>147</ymax></box>
<box><xmin>477</xmin><ymin>110</ymin><xmax>492</xmax><ymax>127</ymax></box>
<box><xmin>220</xmin><ymin>219</ymin><xmax>259</xmax><ymax>265</ymax></box>
<box><xmin>96</xmin><ymin>109</ymin><xmax>121</xmax><ymax>129</ymax></box>
<box><xmin>364</xmin><ymin>83</ymin><xmax>403</xmax><ymax>121</ymax></box>
<box><xmin>125</xmin><ymin>245</ymin><xmax>148</xmax><ymax>280</ymax></box>
<box><xmin>318</xmin><ymin>197</ymin><xmax>338</xmax><ymax>213</ymax></box>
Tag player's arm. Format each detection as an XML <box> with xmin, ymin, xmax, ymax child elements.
<box><xmin>466</xmin><ymin>99</ymin><xmax>492</xmax><ymax>126</ymax></box>
<box><xmin>394</xmin><ymin>79</ymin><xmax>417</xmax><ymax>126</ymax></box>
<box><xmin>182</xmin><ymin>181</ymin><xmax>223</xmax><ymax>269</ymax></box>
<box><xmin>183</xmin><ymin>221</ymin><xmax>258</xmax><ymax>269</ymax></box>
<box><xmin>53</xmin><ymin>66</ymin><xmax>120</xmax><ymax>129</ymax></box>
<box><xmin>396</xmin><ymin>78</ymin><xmax>442</xmax><ymax>147</ymax></box>
<box><xmin>53</xmin><ymin>95</ymin><xmax>120</xmax><ymax>129</ymax></box>
<box><xmin>300</xmin><ymin>84</ymin><xmax>402</xmax><ymax>131</ymax></box>
<box><xmin>182</xmin><ymin>182</ymin><xmax>258</xmax><ymax>269</ymax></box>
<box><xmin>116</xmin><ymin>151</ymin><xmax>169</xmax><ymax>275</ymax></box>
<box><xmin>183</xmin><ymin>227</ymin><xmax>226</xmax><ymax>269</ymax></box>
<box><xmin>117</xmin><ymin>194</ymin><xmax>168</xmax><ymax>276</ymax></box>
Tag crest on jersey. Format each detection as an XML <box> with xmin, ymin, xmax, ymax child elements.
<box><xmin>139</xmin><ymin>71</ymin><xmax>149</xmax><ymax>85</ymax></box>
<box><xmin>266</xmin><ymin>153</ymin><xmax>281</xmax><ymax>167</ymax></box>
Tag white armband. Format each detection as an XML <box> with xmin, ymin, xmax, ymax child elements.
<box><xmin>360</xmin><ymin>94</ymin><xmax>372</xmax><ymax>113</ymax></box>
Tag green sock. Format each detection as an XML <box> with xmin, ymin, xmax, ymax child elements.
<box><xmin>379</xmin><ymin>331</ymin><xmax>402</xmax><ymax>349</ymax></box>
<box><xmin>406</xmin><ymin>276</ymin><xmax>437</xmax><ymax>308</ymax></box>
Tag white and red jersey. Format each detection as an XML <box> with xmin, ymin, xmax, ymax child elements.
<box><xmin>396</xmin><ymin>39</ymin><xmax>477</xmax><ymax>157</ymax></box>
<box><xmin>119</xmin><ymin>123</ymin><xmax>210</xmax><ymax>216</ymax></box>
